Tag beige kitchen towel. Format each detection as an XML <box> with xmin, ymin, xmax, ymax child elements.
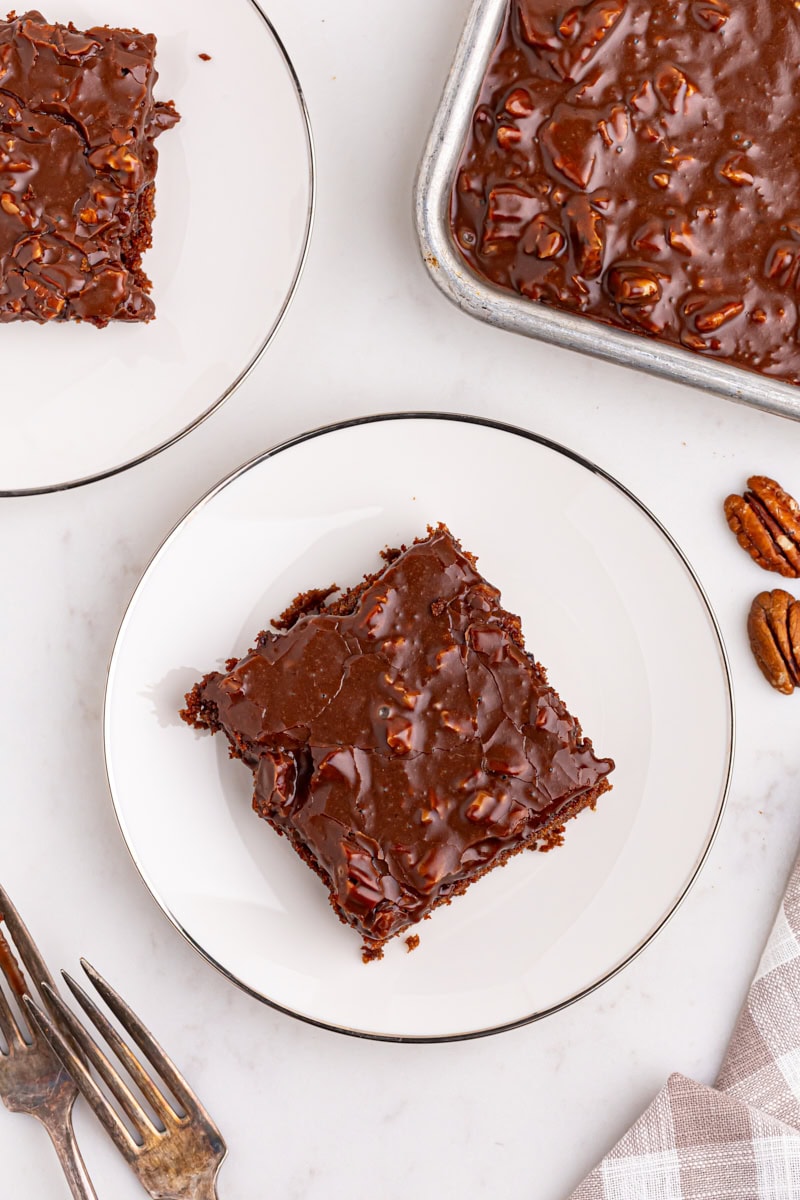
<box><xmin>570</xmin><ymin>855</ymin><xmax>800</xmax><ymax>1198</ymax></box>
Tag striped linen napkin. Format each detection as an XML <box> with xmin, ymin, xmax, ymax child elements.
<box><xmin>570</xmin><ymin>855</ymin><xmax>800</xmax><ymax>1198</ymax></box>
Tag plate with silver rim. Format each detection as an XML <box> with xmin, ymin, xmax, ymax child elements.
<box><xmin>104</xmin><ymin>413</ymin><xmax>734</xmax><ymax>1042</ymax></box>
<box><xmin>1</xmin><ymin>0</ymin><xmax>314</xmax><ymax>497</ymax></box>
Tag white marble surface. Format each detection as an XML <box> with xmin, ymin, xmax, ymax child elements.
<box><xmin>3</xmin><ymin>2</ymin><xmax>800</xmax><ymax>1196</ymax></box>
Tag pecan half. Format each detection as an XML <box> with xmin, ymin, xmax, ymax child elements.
<box><xmin>747</xmin><ymin>590</ymin><xmax>800</xmax><ymax>695</ymax></box>
<box><xmin>522</xmin><ymin>214</ymin><xmax>566</xmax><ymax>259</ymax></box>
<box><xmin>691</xmin><ymin>0</ymin><xmax>730</xmax><ymax>30</ymax></box>
<box><xmin>724</xmin><ymin>476</ymin><xmax>800</xmax><ymax>577</ymax></box>
<box><xmin>606</xmin><ymin>264</ymin><xmax>662</xmax><ymax>305</ymax></box>
<box><xmin>765</xmin><ymin>241</ymin><xmax>800</xmax><ymax>289</ymax></box>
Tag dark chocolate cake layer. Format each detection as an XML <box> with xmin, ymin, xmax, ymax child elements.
<box><xmin>182</xmin><ymin>526</ymin><xmax>614</xmax><ymax>959</ymax></box>
<box><xmin>0</xmin><ymin>10</ymin><xmax>179</xmax><ymax>325</ymax></box>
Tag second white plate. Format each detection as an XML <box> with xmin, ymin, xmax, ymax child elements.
<box><xmin>1</xmin><ymin>0</ymin><xmax>314</xmax><ymax>495</ymax></box>
<box><xmin>105</xmin><ymin>414</ymin><xmax>734</xmax><ymax>1041</ymax></box>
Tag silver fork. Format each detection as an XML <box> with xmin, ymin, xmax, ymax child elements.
<box><xmin>0</xmin><ymin>884</ymin><xmax>96</xmax><ymax>1200</ymax></box>
<box><xmin>25</xmin><ymin>958</ymin><xmax>227</xmax><ymax>1200</ymax></box>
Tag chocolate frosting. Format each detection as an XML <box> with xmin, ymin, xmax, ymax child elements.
<box><xmin>0</xmin><ymin>10</ymin><xmax>178</xmax><ymax>324</ymax></box>
<box><xmin>452</xmin><ymin>0</ymin><xmax>800</xmax><ymax>385</ymax></box>
<box><xmin>187</xmin><ymin>528</ymin><xmax>613</xmax><ymax>949</ymax></box>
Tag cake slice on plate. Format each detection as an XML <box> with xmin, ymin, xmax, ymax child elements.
<box><xmin>0</xmin><ymin>10</ymin><xmax>179</xmax><ymax>325</ymax></box>
<box><xmin>182</xmin><ymin>525</ymin><xmax>614</xmax><ymax>961</ymax></box>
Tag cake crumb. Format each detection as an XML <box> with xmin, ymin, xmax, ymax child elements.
<box><xmin>538</xmin><ymin>824</ymin><xmax>566</xmax><ymax>852</ymax></box>
<box><xmin>270</xmin><ymin>585</ymin><xmax>338</xmax><ymax>631</ymax></box>
<box><xmin>405</xmin><ymin>934</ymin><xmax>420</xmax><ymax>953</ymax></box>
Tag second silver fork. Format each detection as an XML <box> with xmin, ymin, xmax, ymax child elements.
<box><xmin>27</xmin><ymin>958</ymin><xmax>227</xmax><ymax>1200</ymax></box>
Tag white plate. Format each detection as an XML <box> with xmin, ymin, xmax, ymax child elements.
<box><xmin>1</xmin><ymin>1</ymin><xmax>314</xmax><ymax>496</ymax></box>
<box><xmin>105</xmin><ymin>414</ymin><xmax>734</xmax><ymax>1041</ymax></box>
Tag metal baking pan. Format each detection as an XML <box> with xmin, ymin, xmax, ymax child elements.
<box><xmin>414</xmin><ymin>0</ymin><xmax>800</xmax><ymax>422</ymax></box>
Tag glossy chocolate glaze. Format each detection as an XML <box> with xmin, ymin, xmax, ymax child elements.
<box><xmin>0</xmin><ymin>10</ymin><xmax>178</xmax><ymax>325</ymax></box>
<box><xmin>452</xmin><ymin>0</ymin><xmax>800</xmax><ymax>385</ymax></box>
<box><xmin>184</xmin><ymin>528</ymin><xmax>613</xmax><ymax>953</ymax></box>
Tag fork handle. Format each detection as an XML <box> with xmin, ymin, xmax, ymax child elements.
<box><xmin>44</xmin><ymin>1110</ymin><xmax>98</xmax><ymax>1200</ymax></box>
<box><xmin>187</xmin><ymin>1175</ymin><xmax>221</xmax><ymax>1200</ymax></box>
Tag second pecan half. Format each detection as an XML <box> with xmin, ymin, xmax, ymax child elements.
<box><xmin>724</xmin><ymin>475</ymin><xmax>800</xmax><ymax>577</ymax></box>
<box><xmin>747</xmin><ymin>589</ymin><xmax>800</xmax><ymax>695</ymax></box>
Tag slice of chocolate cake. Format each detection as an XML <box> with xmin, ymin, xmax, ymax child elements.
<box><xmin>182</xmin><ymin>525</ymin><xmax>614</xmax><ymax>961</ymax></box>
<box><xmin>0</xmin><ymin>10</ymin><xmax>179</xmax><ymax>325</ymax></box>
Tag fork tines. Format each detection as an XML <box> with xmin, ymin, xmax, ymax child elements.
<box><xmin>0</xmin><ymin>883</ymin><xmax>57</xmax><ymax>1051</ymax></box>
<box><xmin>25</xmin><ymin>960</ymin><xmax>209</xmax><ymax>1155</ymax></box>
<box><xmin>0</xmin><ymin>883</ymin><xmax>57</xmax><ymax>999</ymax></box>
<box><xmin>0</xmin><ymin>934</ymin><xmax>26</xmax><ymax>1055</ymax></box>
